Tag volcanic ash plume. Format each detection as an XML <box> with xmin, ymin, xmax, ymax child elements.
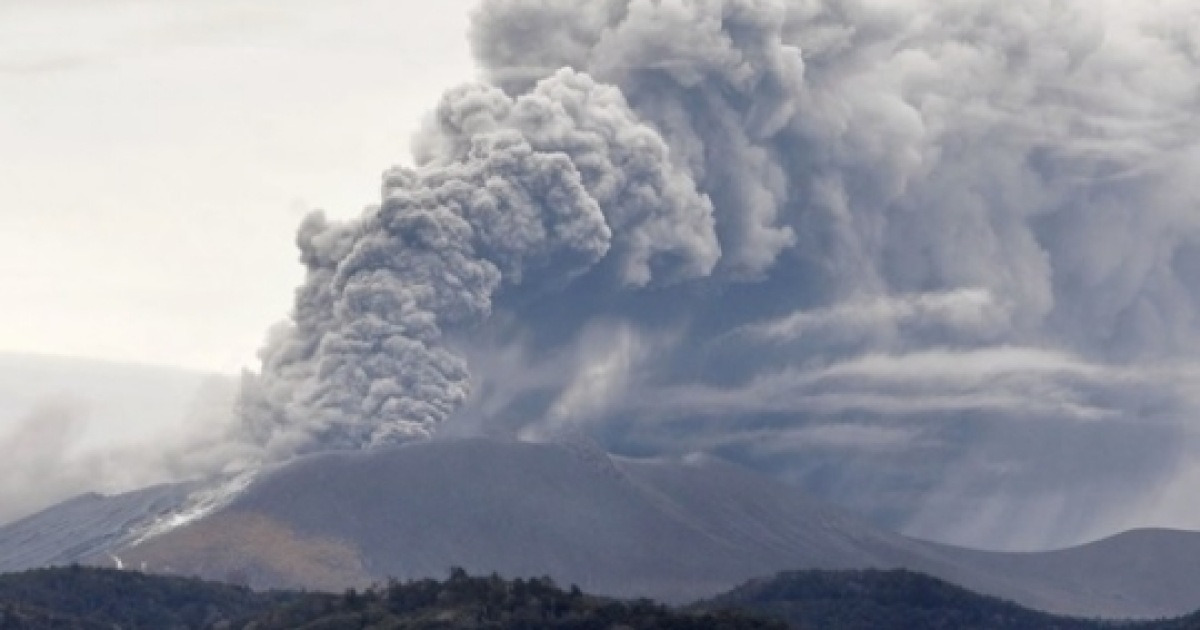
<box><xmin>233</xmin><ymin>0</ymin><xmax>1200</xmax><ymax>549</ymax></box>
<box><xmin>236</xmin><ymin>69</ymin><xmax>718</xmax><ymax>460</ymax></box>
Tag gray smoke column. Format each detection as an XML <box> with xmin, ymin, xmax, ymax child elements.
<box><xmin>237</xmin><ymin>69</ymin><xmax>718</xmax><ymax>459</ymax></box>
<box><xmin>236</xmin><ymin>0</ymin><xmax>1200</xmax><ymax>549</ymax></box>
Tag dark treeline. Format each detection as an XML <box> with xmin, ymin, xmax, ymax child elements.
<box><xmin>0</xmin><ymin>565</ymin><xmax>779</xmax><ymax>629</ymax></box>
<box><xmin>695</xmin><ymin>569</ymin><xmax>1200</xmax><ymax>630</ymax></box>
<box><xmin>3</xmin><ymin>565</ymin><xmax>1200</xmax><ymax>629</ymax></box>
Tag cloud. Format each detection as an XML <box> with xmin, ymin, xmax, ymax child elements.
<box><xmin>0</xmin><ymin>401</ymin><xmax>91</xmax><ymax>523</ymax></box>
<box><xmin>0</xmin><ymin>1</ymin><xmax>296</xmax><ymax>77</ymax></box>
<box><xmin>630</xmin><ymin>346</ymin><xmax>1155</xmax><ymax>422</ymax></box>
<box><xmin>734</xmin><ymin>290</ymin><xmax>1010</xmax><ymax>344</ymax></box>
<box><xmin>707</xmin><ymin>423</ymin><xmax>929</xmax><ymax>456</ymax></box>
<box><xmin>0</xmin><ymin>377</ymin><xmax>242</xmax><ymax>526</ymax></box>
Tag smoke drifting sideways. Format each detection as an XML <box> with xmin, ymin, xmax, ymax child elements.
<box><xmin>0</xmin><ymin>378</ymin><xmax>239</xmax><ymax>525</ymax></box>
<box><xmin>232</xmin><ymin>0</ymin><xmax>1200</xmax><ymax>550</ymax></box>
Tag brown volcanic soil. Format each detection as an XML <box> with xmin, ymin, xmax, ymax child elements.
<box><xmin>116</xmin><ymin>511</ymin><xmax>371</xmax><ymax>591</ymax></box>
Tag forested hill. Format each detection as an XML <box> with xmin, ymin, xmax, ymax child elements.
<box><xmin>0</xmin><ymin>566</ymin><xmax>780</xmax><ymax>629</ymax></box>
<box><xmin>0</xmin><ymin>565</ymin><xmax>292</xmax><ymax>628</ymax></box>
<box><xmin>696</xmin><ymin>569</ymin><xmax>1186</xmax><ymax>630</ymax></box>
<box><xmin>5</xmin><ymin>566</ymin><xmax>1200</xmax><ymax>629</ymax></box>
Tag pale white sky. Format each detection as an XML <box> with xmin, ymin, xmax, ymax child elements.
<box><xmin>0</xmin><ymin>0</ymin><xmax>479</xmax><ymax>373</ymax></box>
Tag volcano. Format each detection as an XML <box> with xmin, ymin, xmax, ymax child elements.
<box><xmin>5</xmin><ymin>437</ymin><xmax>1200</xmax><ymax>619</ymax></box>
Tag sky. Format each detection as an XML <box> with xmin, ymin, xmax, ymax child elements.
<box><xmin>0</xmin><ymin>0</ymin><xmax>478</xmax><ymax>373</ymax></box>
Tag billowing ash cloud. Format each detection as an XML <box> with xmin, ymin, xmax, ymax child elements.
<box><xmin>237</xmin><ymin>68</ymin><xmax>718</xmax><ymax>459</ymax></box>
<box><xmin>235</xmin><ymin>0</ymin><xmax>1200</xmax><ymax>550</ymax></box>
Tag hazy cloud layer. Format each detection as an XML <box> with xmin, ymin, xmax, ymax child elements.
<box><xmin>0</xmin><ymin>374</ymin><xmax>240</xmax><ymax>525</ymax></box>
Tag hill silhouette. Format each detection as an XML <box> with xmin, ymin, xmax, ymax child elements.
<box><xmin>698</xmin><ymin>569</ymin><xmax>1116</xmax><ymax>630</ymax></box>
<box><xmin>0</xmin><ymin>566</ymin><xmax>781</xmax><ymax>629</ymax></box>
<box><xmin>10</xmin><ymin>566</ymin><xmax>1200</xmax><ymax>629</ymax></box>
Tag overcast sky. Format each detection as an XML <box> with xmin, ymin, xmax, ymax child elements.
<box><xmin>0</xmin><ymin>0</ymin><xmax>478</xmax><ymax>372</ymax></box>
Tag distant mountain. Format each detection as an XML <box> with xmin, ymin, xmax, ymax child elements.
<box><xmin>918</xmin><ymin>528</ymin><xmax>1200</xmax><ymax>622</ymax></box>
<box><xmin>5</xmin><ymin>438</ymin><xmax>1200</xmax><ymax>619</ymax></box>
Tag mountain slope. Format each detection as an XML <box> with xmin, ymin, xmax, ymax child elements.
<box><xmin>109</xmin><ymin>439</ymin><xmax>1200</xmax><ymax>617</ymax></box>
<box><xmin>119</xmin><ymin>439</ymin><xmax>918</xmax><ymax>602</ymax></box>
<box><xmin>6</xmin><ymin>438</ymin><xmax>1200</xmax><ymax>619</ymax></box>
<box><xmin>921</xmin><ymin>529</ymin><xmax>1200</xmax><ymax>622</ymax></box>
<box><xmin>0</xmin><ymin>483</ymin><xmax>193</xmax><ymax>574</ymax></box>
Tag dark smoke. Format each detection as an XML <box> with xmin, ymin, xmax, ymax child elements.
<box><xmin>236</xmin><ymin>0</ymin><xmax>1200</xmax><ymax>549</ymax></box>
<box><xmin>236</xmin><ymin>68</ymin><xmax>719</xmax><ymax>459</ymax></box>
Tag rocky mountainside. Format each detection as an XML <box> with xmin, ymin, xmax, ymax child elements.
<box><xmin>5</xmin><ymin>438</ymin><xmax>1200</xmax><ymax>619</ymax></box>
<box><xmin>0</xmin><ymin>483</ymin><xmax>194</xmax><ymax>573</ymax></box>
